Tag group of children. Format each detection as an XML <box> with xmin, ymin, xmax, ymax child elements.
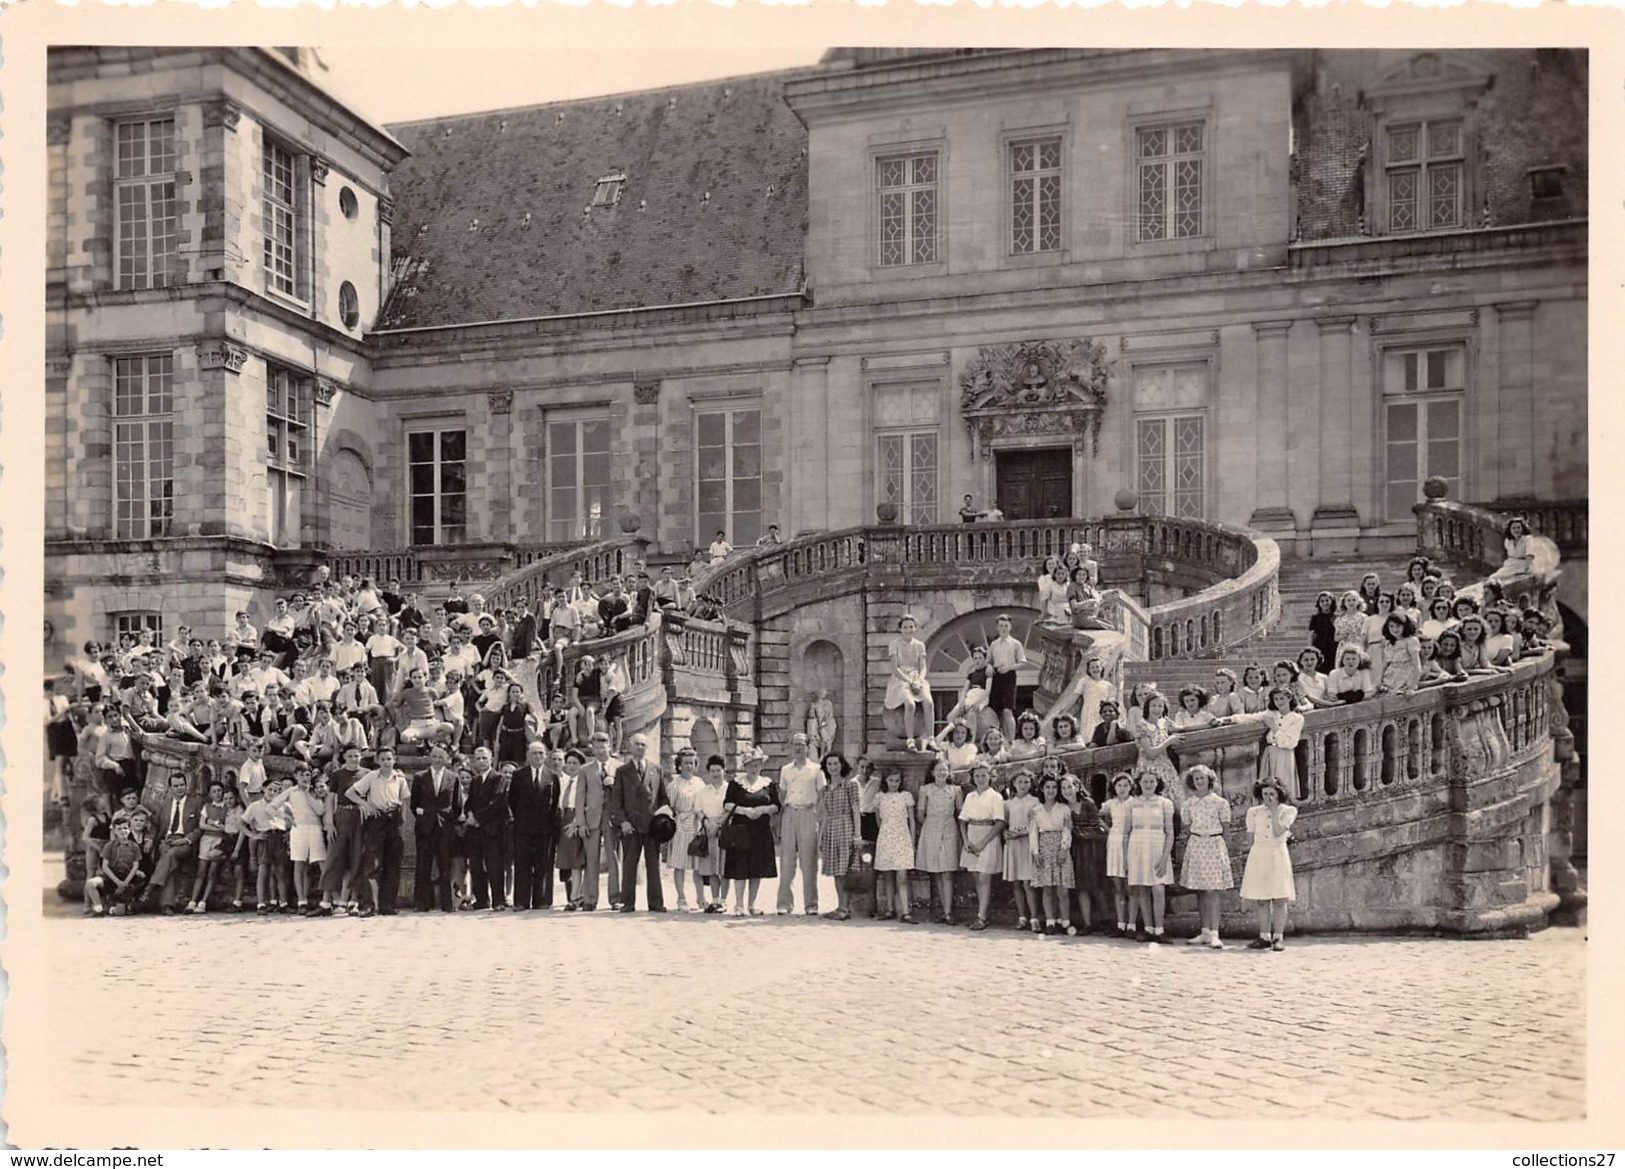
<box><xmin>859</xmin><ymin>754</ymin><xmax>1297</xmax><ymax>949</ymax></box>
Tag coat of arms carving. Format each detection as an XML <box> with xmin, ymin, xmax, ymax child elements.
<box><xmin>958</xmin><ymin>339</ymin><xmax>1111</xmax><ymax>457</ymax></box>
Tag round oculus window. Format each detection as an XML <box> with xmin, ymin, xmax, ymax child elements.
<box><xmin>338</xmin><ymin>281</ymin><xmax>360</xmax><ymax>330</ymax></box>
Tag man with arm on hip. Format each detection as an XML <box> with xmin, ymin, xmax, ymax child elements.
<box><xmin>608</xmin><ymin>733</ymin><xmax>667</xmax><ymax>913</ymax></box>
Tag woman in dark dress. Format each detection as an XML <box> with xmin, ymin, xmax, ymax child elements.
<box><xmin>722</xmin><ymin>747</ymin><xmax>780</xmax><ymax>916</ymax></box>
<box><xmin>1308</xmin><ymin>591</ymin><xmax>1339</xmax><ymax>683</ymax></box>
<box><xmin>493</xmin><ymin>683</ymin><xmax>536</xmax><ymax>766</ymax></box>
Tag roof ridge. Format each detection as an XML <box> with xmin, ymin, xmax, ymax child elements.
<box><xmin>382</xmin><ymin>63</ymin><xmax>825</xmax><ymax>132</ymax></box>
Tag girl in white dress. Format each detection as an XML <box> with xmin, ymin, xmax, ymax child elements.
<box><xmin>663</xmin><ymin>747</ymin><xmax>705</xmax><ymax>911</ymax></box>
<box><xmin>932</xmin><ymin>721</ymin><xmax>980</xmax><ymax>771</ymax></box>
<box><xmin>884</xmin><ymin>614</ymin><xmax>932</xmax><ymax>750</ymax></box>
<box><xmin>1124</xmin><ymin>771</ymin><xmax>1176</xmax><ymax>942</ymax></box>
<box><xmin>1173</xmin><ymin>685</ymin><xmax>1218</xmax><ymax>730</ymax></box>
<box><xmin>1002</xmin><ymin>769</ymin><xmax>1040</xmax><ymax>930</ymax></box>
<box><xmin>958</xmin><ymin>763</ymin><xmax>1007</xmax><ymax>931</ymax></box>
<box><xmin>1101</xmin><ymin>773</ymin><xmax>1136</xmax><ymax>937</ymax></box>
<box><xmin>979</xmin><ymin>728</ymin><xmax>1010</xmax><ymax>765</ymax></box>
<box><xmin>1240</xmin><ymin>779</ymin><xmax>1298</xmax><ymax>950</ymax></box>
<box><xmin>866</xmin><ymin>770</ymin><xmax>917</xmax><ymax>923</ymax></box>
<box><xmin>1076</xmin><ymin>656</ymin><xmax>1115</xmax><ymax>742</ymax></box>
<box><xmin>1005</xmin><ymin>712</ymin><xmax>1047</xmax><ymax>763</ymax></box>
<box><xmin>1036</xmin><ymin>562</ymin><xmax>1072</xmax><ymax>624</ymax></box>
<box><xmin>1493</xmin><ymin>516</ymin><xmax>1534</xmax><ymax>581</ymax></box>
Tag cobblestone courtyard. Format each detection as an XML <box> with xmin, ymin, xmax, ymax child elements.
<box><xmin>36</xmin><ymin>870</ymin><xmax>1586</xmax><ymax>1128</ymax></box>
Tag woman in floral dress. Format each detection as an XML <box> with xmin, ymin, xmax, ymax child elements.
<box><xmin>868</xmin><ymin>769</ymin><xmax>917</xmax><ymax>923</ymax></box>
<box><xmin>663</xmin><ymin>747</ymin><xmax>705</xmax><ymax>912</ymax></box>
<box><xmin>915</xmin><ymin>755</ymin><xmax>964</xmax><ymax>925</ymax></box>
<box><xmin>816</xmin><ymin>753</ymin><xmax>864</xmax><ymax>920</ymax></box>
<box><xmin>1132</xmin><ymin>692</ymin><xmax>1181</xmax><ymax>794</ymax></box>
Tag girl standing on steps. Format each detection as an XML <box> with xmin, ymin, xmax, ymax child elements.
<box><xmin>1002</xmin><ymin>768</ymin><xmax>1040</xmax><ymax>931</ymax></box>
<box><xmin>1063</xmin><ymin>773</ymin><xmax>1107</xmax><ymax>934</ymax></box>
<box><xmin>1101</xmin><ymin>772</ymin><xmax>1135</xmax><ymax>936</ymax></box>
<box><xmin>1240</xmin><ymin>778</ymin><xmax>1297</xmax><ymax>951</ymax></box>
<box><xmin>958</xmin><ymin>763</ymin><xmax>1006</xmax><ymax>931</ymax></box>
<box><xmin>1357</xmin><ymin>572</ymin><xmax>1383</xmax><ymax>615</ymax></box>
<box><xmin>1333</xmin><ymin>591</ymin><xmax>1369</xmax><ymax>658</ymax></box>
<box><xmin>1076</xmin><ymin>655</ymin><xmax>1115</xmax><ymax>743</ymax></box>
<box><xmin>915</xmin><ymin>755</ymin><xmax>963</xmax><ymax>925</ymax></box>
<box><xmin>1173</xmin><ymin>684</ymin><xmax>1218</xmax><ymax>730</ymax></box>
<box><xmin>885</xmin><ymin>614</ymin><xmax>933</xmax><ymax>751</ymax></box>
<box><xmin>1132</xmin><ymin>692</ymin><xmax>1181</xmax><ymax>796</ymax></box>
<box><xmin>1238</xmin><ymin>686</ymin><xmax>1307</xmax><ymax>802</ymax></box>
<box><xmin>1028</xmin><ymin>771</ymin><xmax>1075</xmax><ymax>936</ymax></box>
<box><xmin>1308</xmin><ymin>591</ymin><xmax>1339</xmax><ymax>681</ymax></box>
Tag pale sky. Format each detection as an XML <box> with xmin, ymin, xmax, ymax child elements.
<box><xmin>313</xmin><ymin>46</ymin><xmax>830</xmax><ymax>127</ymax></box>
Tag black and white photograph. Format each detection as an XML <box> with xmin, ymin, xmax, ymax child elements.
<box><xmin>4</xmin><ymin>9</ymin><xmax>1610</xmax><ymax>1151</ymax></box>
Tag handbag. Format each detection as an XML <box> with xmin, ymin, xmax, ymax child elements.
<box><xmin>686</xmin><ymin>831</ymin><xmax>710</xmax><ymax>858</ymax></box>
<box><xmin>718</xmin><ymin>813</ymin><xmax>751</xmax><ymax>854</ymax></box>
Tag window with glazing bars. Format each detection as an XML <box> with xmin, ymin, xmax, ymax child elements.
<box><xmin>1010</xmin><ymin>138</ymin><xmax>1062</xmax><ymax>254</ymax></box>
<box><xmin>1386</xmin><ymin>120</ymin><xmax>1464</xmax><ymax>232</ymax></box>
<box><xmin>263</xmin><ymin>139</ymin><xmax>301</xmax><ymax>296</ymax></box>
<box><xmin>115</xmin><ymin>118</ymin><xmax>179</xmax><ymax>290</ymax></box>
<box><xmin>112</xmin><ymin>355</ymin><xmax>175</xmax><ymax>538</ymax></box>
<box><xmin>877</xmin><ymin>152</ymin><xmax>939</xmax><ymax>267</ymax></box>
<box><xmin>1136</xmin><ymin>122</ymin><xmax>1204</xmax><ymax>242</ymax></box>
<box><xmin>266</xmin><ymin>366</ymin><xmax>309</xmax><ymax>546</ymax></box>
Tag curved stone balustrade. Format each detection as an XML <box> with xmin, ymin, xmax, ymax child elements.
<box><xmin>326</xmin><ymin>540</ymin><xmax>591</xmax><ymax>587</ymax></box>
<box><xmin>695</xmin><ymin>516</ymin><xmax>1278</xmax><ymax>660</ymax></box>
<box><xmin>1414</xmin><ymin>497</ymin><xmax>1564</xmax><ymax>633</ymax></box>
<box><xmin>481</xmin><ymin>535</ymin><xmax>651</xmax><ymax>614</ymax></box>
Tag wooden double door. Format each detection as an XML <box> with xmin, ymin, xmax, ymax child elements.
<box><xmin>994</xmin><ymin>448</ymin><xmax>1074</xmax><ymax>520</ymax></box>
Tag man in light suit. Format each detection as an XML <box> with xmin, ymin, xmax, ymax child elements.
<box><xmin>509</xmin><ymin>740</ymin><xmax>558</xmax><ymax>910</ymax></box>
<box><xmin>142</xmin><ymin>769</ymin><xmax>205</xmax><ymax>914</ymax></box>
<box><xmin>573</xmin><ymin>736</ymin><xmax>609</xmax><ymax>910</ymax></box>
<box><xmin>608</xmin><ymin>732</ymin><xmax>668</xmax><ymax>913</ymax></box>
<box><xmin>587</xmin><ymin>731</ymin><xmax>623</xmax><ymax>908</ymax></box>
<box><xmin>410</xmin><ymin>744</ymin><xmax>461</xmax><ymax>912</ymax></box>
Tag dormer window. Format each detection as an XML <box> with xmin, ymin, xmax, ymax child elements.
<box><xmin>591</xmin><ymin>172</ymin><xmax>626</xmax><ymax>208</ymax></box>
<box><xmin>1363</xmin><ymin>53</ymin><xmax>1491</xmax><ymax>237</ymax></box>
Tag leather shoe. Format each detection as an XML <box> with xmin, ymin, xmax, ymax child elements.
<box><xmin>619</xmin><ymin>905</ymin><xmax>636</xmax><ymax>913</ymax></box>
<box><xmin>651</xmin><ymin>906</ymin><xmax>668</xmax><ymax>913</ymax></box>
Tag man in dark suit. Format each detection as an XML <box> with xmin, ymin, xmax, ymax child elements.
<box><xmin>410</xmin><ymin>744</ymin><xmax>461</xmax><ymax>912</ymax></box>
<box><xmin>607</xmin><ymin>733</ymin><xmax>667</xmax><ymax>913</ymax></box>
<box><xmin>142</xmin><ymin>769</ymin><xmax>205</xmax><ymax>913</ymax></box>
<box><xmin>509</xmin><ymin>739</ymin><xmax>559</xmax><ymax>910</ymax></box>
<box><xmin>464</xmin><ymin>746</ymin><xmax>512</xmax><ymax>910</ymax></box>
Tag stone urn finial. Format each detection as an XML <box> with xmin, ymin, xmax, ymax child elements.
<box><xmin>618</xmin><ymin>512</ymin><xmax>643</xmax><ymax>534</ymax></box>
<box><xmin>876</xmin><ymin>501</ymin><xmax>900</xmax><ymax>524</ymax></box>
<box><xmin>1422</xmin><ymin>476</ymin><xmax>1450</xmax><ymax>501</ymax></box>
<box><xmin>1113</xmin><ymin>488</ymin><xmax>1139</xmax><ymax>513</ymax></box>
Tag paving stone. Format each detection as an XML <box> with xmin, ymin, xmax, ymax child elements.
<box><xmin>38</xmin><ymin>905</ymin><xmax>1584</xmax><ymax>1124</ymax></box>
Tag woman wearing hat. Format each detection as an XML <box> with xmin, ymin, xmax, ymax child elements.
<box><xmin>722</xmin><ymin>747</ymin><xmax>780</xmax><ymax>915</ymax></box>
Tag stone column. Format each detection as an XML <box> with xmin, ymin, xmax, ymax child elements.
<box><xmin>1310</xmin><ymin>316</ymin><xmax>1361</xmax><ymax>553</ymax></box>
<box><xmin>791</xmin><ymin>356</ymin><xmax>831</xmax><ymax>536</ymax></box>
<box><xmin>1495</xmin><ymin>301</ymin><xmax>1538</xmax><ymax>501</ymax></box>
<box><xmin>1247</xmin><ymin>320</ymin><xmax>1296</xmax><ymax>540</ymax></box>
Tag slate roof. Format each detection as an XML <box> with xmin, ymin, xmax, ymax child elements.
<box><xmin>377</xmin><ymin>69</ymin><xmax>813</xmax><ymax>331</ymax></box>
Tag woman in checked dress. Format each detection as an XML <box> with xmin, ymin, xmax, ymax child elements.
<box><xmin>816</xmin><ymin>753</ymin><xmax>864</xmax><ymax>921</ymax></box>
<box><xmin>1027</xmin><ymin>772</ymin><xmax>1075</xmax><ymax>936</ymax></box>
<box><xmin>1179</xmin><ymin>764</ymin><xmax>1233</xmax><ymax>949</ymax></box>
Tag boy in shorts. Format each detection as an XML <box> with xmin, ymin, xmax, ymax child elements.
<box><xmin>270</xmin><ymin>763</ymin><xmax>328</xmax><ymax>913</ymax></box>
<box><xmin>242</xmin><ymin>776</ymin><xmax>292</xmax><ymax>913</ymax></box>
<box><xmin>86</xmin><ymin>818</ymin><xmax>146</xmax><ymax>916</ymax></box>
<box><xmin>987</xmin><ymin>613</ymin><xmax>1028</xmax><ymax>743</ymax></box>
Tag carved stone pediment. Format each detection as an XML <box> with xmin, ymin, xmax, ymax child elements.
<box><xmin>958</xmin><ymin>338</ymin><xmax>1111</xmax><ymax>457</ymax></box>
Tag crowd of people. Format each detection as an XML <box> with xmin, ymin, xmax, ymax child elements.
<box><xmin>55</xmin><ymin>518</ymin><xmax>1553</xmax><ymax>951</ymax></box>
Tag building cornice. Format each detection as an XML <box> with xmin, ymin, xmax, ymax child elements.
<box><xmin>784</xmin><ymin>48</ymin><xmax>1303</xmax><ymax>123</ymax></box>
